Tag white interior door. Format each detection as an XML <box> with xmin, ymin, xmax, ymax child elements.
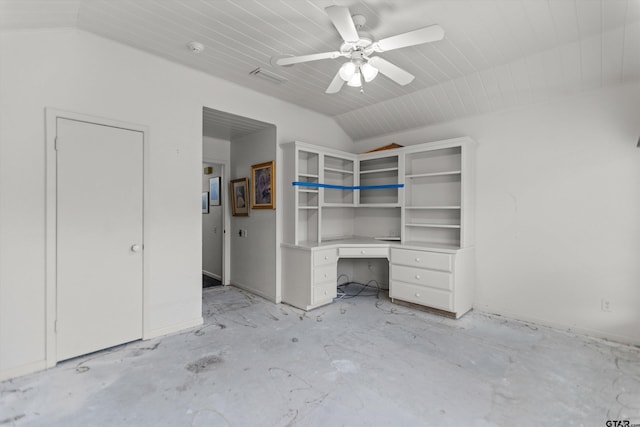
<box><xmin>56</xmin><ymin>118</ymin><xmax>143</xmax><ymax>361</ymax></box>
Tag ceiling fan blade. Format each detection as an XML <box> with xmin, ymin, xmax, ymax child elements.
<box><xmin>325</xmin><ymin>6</ymin><xmax>360</xmax><ymax>43</ymax></box>
<box><xmin>276</xmin><ymin>51</ymin><xmax>342</xmax><ymax>66</ymax></box>
<box><xmin>374</xmin><ymin>25</ymin><xmax>444</xmax><ymax>52</ymax></box>
<box><xmin>326</xmin><ymin>70</ymin><xmax>345</xmax><ymax>94</ymax></box>
<box><xmin>368</xmin><ymin>57</ymin><xmax>414</xmax><ymax>85</ymax></box>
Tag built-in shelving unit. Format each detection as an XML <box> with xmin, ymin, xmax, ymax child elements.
<box><xmin>284</xmin><ymin>140</ymin><xmax>474</xmax><ymax>247</ymax></box>
<box><xmin>282</xmin><ymin>138</ymin><xmax>476</xmax><ymax>318</ymax></box>
<box><xmin>403</xmin><ymin>145</ymin><xmax>472</xmax><ymax>248</ymax></box>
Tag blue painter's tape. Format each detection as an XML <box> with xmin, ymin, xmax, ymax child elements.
<box><xmin>292</xmin><ymin>181</ymin><xmax>404</xmax><ymax>190</ymax></box>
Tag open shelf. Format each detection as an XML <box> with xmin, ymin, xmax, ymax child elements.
<box><xmin>298</xmin><ymin>173</ymin><xmax>319</xmax><ymax>179</ymax></box>
<box><xmin>360</xmin><ymin>167</ymin><xmax>399</xmax><ymax>175</ymax></box>
<box><xmin>406</xmin><ymin>171</ymin><xmax>461</xmax><ymax>179</ymax></box>
<box><xmin>404</xmin><ymin>145</ymin><xmax>464</xmax><ymax>248</ymax></box>
<box><xmin>323</xmin><ymin>154</ymin><xmax>355</xmax><ymax>206</ymax></box>
<box><xmin>406</xmin><ymin>223</ymin><xmax>461</xmax><ymax>229</ymax></box>
<box><xmin>405</xmin><ymin>206</ymin><xmax>461</xmax><ymax>210</ymax></box>
<box><xmin>323</xmin><ymin>203</ymin><xmax>356</xmax><ymax>208</ymax></box>
<box><xmin>358</xmin><ymin>203</ymin><xmax>401</xmax><ymax>208</ymax></box>
<box><xmin>325</xmin><ymin>167</ymin><xmax>354</xmax><ymax>174</ymax></box>
<box><xmin>359</xmin><ymin>156</ymin><xmax>399</xmax><ymax>205</ymax></box>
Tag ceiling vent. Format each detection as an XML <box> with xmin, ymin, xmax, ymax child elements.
<box><xmin>249</xmin><ymin>68</ymin><xmax>287</xmax><ymax>85</ymax></box>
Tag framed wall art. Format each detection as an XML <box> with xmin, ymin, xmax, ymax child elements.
<box><xmin>202</xmin><ymin>192</ymin><xmax>209</xmax><ymax>214</ymax></box>
<box><xmin>209</xmin><ymin>176</ymin><xmax>221</xmax><ymax>206</ymax></box>
<box><xmin>251</xmin><ymin>160</ymin><xmax>275</xmax><ymax>209</ymax></box>
<box><xmin>230</xmin><ymin>177</ymin><xmax>249</xmax><ymax>216</ymax></box>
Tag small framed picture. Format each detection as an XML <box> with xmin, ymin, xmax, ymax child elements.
<box><xmin>202</xmin><ymin>192</ymin><xmax>209</xmax><ymax>214</ymax></box>
<box><xmin>251</xmin><ymin>160</ymin><xmax>275</xmax><ymax>209</ymax></box>
<box><xmin>230</xmin><ymin>178</ymin><xmax>249</xmax><ymax>216</ymax></box>
<box><xmin>209</xmin><ymin>176</ymin><xmax>221</xmax><ymax>206</ymax></box>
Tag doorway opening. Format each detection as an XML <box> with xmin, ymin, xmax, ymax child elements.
<box><xmin>202</xmin><ymin>107</ymin><xmax>276</xmax><ymax>298</ymax></box>
<box><xmin>202</xmin><ymin>160</ymin><xmax>226</xmax><ymax>288</ymax></box>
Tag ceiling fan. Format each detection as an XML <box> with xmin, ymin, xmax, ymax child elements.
<box><xmin>273</xmin><ymin>6</ymin><xmax>444</xmax><ymax>94</ymax></box>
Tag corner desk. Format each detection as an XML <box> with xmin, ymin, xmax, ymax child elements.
<box><xmin>281</xmin><ymin>237</ymin><xmax>475</xmax><ymax>318</ymax></box>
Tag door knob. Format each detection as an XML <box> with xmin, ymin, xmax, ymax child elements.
<box><xmin>131</xmin><ymin>244</ymin><xmax>142</xmax><ymax>253</ymax></box>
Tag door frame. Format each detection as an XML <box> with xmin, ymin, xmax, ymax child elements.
<box><xmin>45</xmin><ymin>108</ymin><xmax>150</xmax><ymax>368</ymax></box>
<box><xmin>202</xmin><ymin>157</ymin><xmax>230</xmax><ymax>286</ymax></box>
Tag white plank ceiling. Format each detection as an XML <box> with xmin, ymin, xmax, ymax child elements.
<box><xmin>1</xmin><ymin>0</ymin><xmax>639</xmax><ymax>141</ymax></box>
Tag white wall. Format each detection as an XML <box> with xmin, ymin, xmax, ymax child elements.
<box><xmin>0</xmin><ymin>28</ymin><xmax>352</xmax><ymax>380</ymax></box>
<box><xmin>230</xmin><ymin>127</ymin><xmax>278</xmax><ymax>301</ymax></box>
<box><xmin>202</xmin><ymin>163</ymin><xmax>223</xmax><ymax>279</ymax></box>
<box><xmin>354</xmin><ymin>83</ymin><xmax>640</xmax><ymax>345</ymax></box>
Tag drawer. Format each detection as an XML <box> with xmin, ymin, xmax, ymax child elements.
<box><xmin>390</xmin><ymin>281</ymin><xmax>453</xmax><ymax>311</ymax></box>
<box><xmin>391</xmin><ymin>265</ymin><xmax>452</xmax><ymax>291</ymax></box>
<box><xmin>313</xmin><ymin>281</ymin><xmax>337</xmax><ymax>305</ymax></box>
<box><xmin>313</xmin><ymin>248</ymin><xmax>338</xmax><ymax>266</ymax></box>
<box><xmin>391</xmin><ymin>248</ymin><xmax>452</xmax><ymax>272</ymax></box>
<box><xmin>338</xmin><ymin>246</ymin><xmax>389</xmax><ymax>258</ymax></box>
<box><xmin>313</xmin><ymin>264</ymin><xmax>336</xmax><ymax>285</ymax></box>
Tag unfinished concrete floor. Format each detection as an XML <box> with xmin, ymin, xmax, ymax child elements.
<box><xmin>2</xmin><ymin>285</ymin><xmax>639</xmax><ymax>426</ymax></box>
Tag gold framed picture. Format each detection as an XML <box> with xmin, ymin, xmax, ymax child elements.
<box><xmin>230</xmin><ymin>178</ymin><xmax>249</xmax><ymax>216</ymax></box>
<box><xmin>251</xmin><ymin>160</ymin><xmax>275</xmax><ymax>209</ymax></box>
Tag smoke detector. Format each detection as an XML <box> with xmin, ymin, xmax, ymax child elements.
<box><xmin>187</xmin><ymin>41</ymin><xmax>205</xmax><ymax>54</ymax></box>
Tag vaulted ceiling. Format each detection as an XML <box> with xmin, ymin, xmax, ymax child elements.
<box><xmin>1</xmin><ymin>0</ymin><xmax>639</xmax><ymax>141</ymax></box>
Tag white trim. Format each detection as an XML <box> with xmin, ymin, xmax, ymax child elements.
<box><xmin>145</xmin><ymin>317</ymin><xmax>203</xmax><ymax>339</ymax></box>
<box><xmin>202</xmin><ymin>270</ymin><xmax>221</xmax><ymax>281</ymax></box>
<box><xmin>45</xmin><ymin>108</ymin><xmax>150</xmax><ymax>368</ymax></box>
<box><xmin>473</xmin><ymin>304</ymin><xmax>640</xmax><ymax>347</ymax></box>
<box><xmin>230</xmin><ymin>281</ymin><xmax>276</xmax><ymax>303</ymax></box>
<box><xmin>0</xmin><ymin>360</ymin><xmax>47</xmax><ymax>382</ymax></box>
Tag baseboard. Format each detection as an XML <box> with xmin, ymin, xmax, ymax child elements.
<box><xmin>144</xmin><ymin>316</ymin><xmax>203</xmax><ymax>340</ymax></box>
<box><xmin>0</xmin><ymin>359</ymin><xmax>47</xmax><ymax>382</ymax></box>
<box><xmin>202</xmin><ymin>270</ymin><xmax>221</xmax><ymax>281</ymax></box>
<box><xmin>473</xmin><ymin>304</ymin><xmax>640</xmax><ymax>347</ymax></box>
<box><xmin>230</xmin><ymin>281</ymin><xmax>276</xmax><ymax>303</ymax></box>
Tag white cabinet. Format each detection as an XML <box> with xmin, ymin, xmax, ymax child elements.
<box><xmin>390</xmin><ymin>247</ymin><xmax>474</xmax><ymax>318</ymax></box>
<box><xmin>282</xmin><ymin>246</ymin><xmax>337</xmax><ymax>310</ymax></box>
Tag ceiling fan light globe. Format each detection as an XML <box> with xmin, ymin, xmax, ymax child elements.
<box><xmin>347</xmin><ymin>72</ymin><xmax>362</xmax><ymax>87</ymax></box>
<box><xmin>361</xmin><ymin>63</ymin><xmax>378</xmax><ymax>82</ymax></box>
<box><xmin>339</xmin><ymin>61</ymin><xmax>357</xmax><ymax>81</ymax></box>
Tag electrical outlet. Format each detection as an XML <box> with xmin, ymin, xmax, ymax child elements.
<box><xmin>601</xmin><ymin>298</ymin><xmax>612</xmax><ymax>312</ymax></box>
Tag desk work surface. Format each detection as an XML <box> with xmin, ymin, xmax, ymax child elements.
<box><xmin>281</xmin><ymin>235</ymin><xmax>463</xmax><ymax>254</ymax></box>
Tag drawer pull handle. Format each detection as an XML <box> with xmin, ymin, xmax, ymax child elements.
<box><xmin>415</xmin><ymin>292</ymin><xmax>420</xmax><ymax>297</ymax></box>
<box><xmin>361</xmin><ymin>250</ymin><xmax>366</xmax><ymax>254</ymax></box>
<box><xmin>415</xmin><ymin>275</ymin><xmax>421</xmax><ymax>279</ymax></box>
<box><xmin>324</xmin><ymin>256</ymin><xmax>328</xmax><ymax>260</ymax></box>
<box><xmin>415</xmin><ymin>258</ymin><xmax>420</xmax><ymax>262</ymax></box>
